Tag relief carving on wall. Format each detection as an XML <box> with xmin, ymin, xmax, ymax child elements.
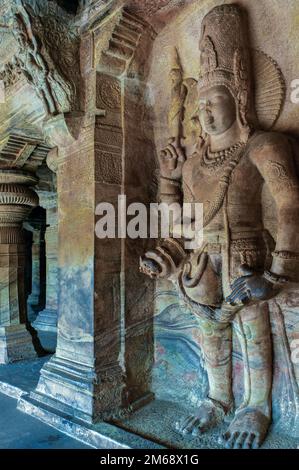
<box><xmin>0</xmin><ymin>1</ymin><xmax>80</xmax><ymax>116</ymax></box>
<box><xmin>0</xmin><ymin>60</ymin><xmax>22</xmax><ymax>89</ymax></box>
<box><xmin>140</xmin><ymin>4</ymin><xmax>299</xmax><ymax>448</ymax></box>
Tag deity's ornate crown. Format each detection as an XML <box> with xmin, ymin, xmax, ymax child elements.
<box><xmin>198</xmin><ymin>4</ymin><xmax>251</xmax><ymax>101</ymax></box>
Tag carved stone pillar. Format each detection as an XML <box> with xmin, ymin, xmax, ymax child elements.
<box><xmin>0</xmin><ymin>170</ymin><xmax>39</xmax><ymax>364</ymax></box>
<box><xmin>26</xmin><ymin>7</ymin><xmax>156</xmax><ymax>424</ymax></box>
<box><xmin>32</xmin><ymin>192</ymin><xmax>58</xmax><ymax>353</ymax></box>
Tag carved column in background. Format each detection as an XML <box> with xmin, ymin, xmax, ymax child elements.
<box><xmin>0</xmin><ymin>170</ymin><xmax>38</xmax><ymax>363</ymax></box>
<box><xmin>25</xmin><ymin>214</ymin><xmax>46</xmax><ymax>323</ymax></box>
<box><xmin>32</xmin><ymin>192</ymin><xmax>58</xmax><ymax>353</ymax></box>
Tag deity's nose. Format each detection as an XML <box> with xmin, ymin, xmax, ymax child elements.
<box><xmin>205</xmin><ymin>110</ymin><xmax>214</xmax><ymax>124</ymax></box>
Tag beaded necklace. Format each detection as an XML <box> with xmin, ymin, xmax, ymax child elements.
<box><xmin>201</xmin><ymin>141</ymin><xmax>245</xmax><ymax>170</ymax></box>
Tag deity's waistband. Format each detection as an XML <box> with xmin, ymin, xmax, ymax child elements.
<box><xmin>203</xmin><ymin>227</ymin><xmax>264</xmax><ymax>242</ymax></box>
<box><xmin>202</xmin><ymin>228</ymin><xmax>267</xmax><ymax>254</ymax></box>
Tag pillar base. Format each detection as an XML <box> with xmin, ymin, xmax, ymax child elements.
<box><xmin>30</xmin><ymin>355</ymin><xmax>154</xmax><ymax>424</ymax></box>
<box><xmin>30</xmin><ymin>355</ymin><xmax>96</xmax><ymax>423</ymax></box>
<box><xmin>0</xmin><ymin>324</ymin><xmax>37</xmax><ymax>364</ymax></box>
<box><xmin>32</xmin><ymin>309</ymin><xmax>57</xmax><ymax>353</ymax></box>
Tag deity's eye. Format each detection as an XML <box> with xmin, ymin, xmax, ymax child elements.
<box><xmin>212</xmin><ymin>94</ymin><xmax>226</xmax><ymax>104</ymax></box>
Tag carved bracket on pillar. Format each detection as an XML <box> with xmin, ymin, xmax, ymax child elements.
<box><xmin>94</xmin><ymin>6</ymin><xmax>157</xmax><ymax>77</ymax></box>
<box><xmin>0</xmin><ymin>133</ymin><xmax>51</xmax><ymax>172</ymax></box>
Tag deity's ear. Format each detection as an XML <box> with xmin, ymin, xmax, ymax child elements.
<box><xmin>235</xmin><ymin>93</ymin><xmax>251</xmax><ymax>142</ymax></box>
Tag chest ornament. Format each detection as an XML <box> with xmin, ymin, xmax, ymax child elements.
<box><xmin>201</xmin><ymin>141</ymin><xmax>245</xmax><ymax>171</ymax></box>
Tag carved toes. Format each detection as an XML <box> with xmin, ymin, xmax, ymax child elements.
<box><xmin>221</xmin><ymin>430</ymin><xmax>262</xmax><ymax>449</ymax></box>
<box><xmin>175</xmin><ymin>415</ymin><xmax>207</xmax><ymax>436</ymax></box>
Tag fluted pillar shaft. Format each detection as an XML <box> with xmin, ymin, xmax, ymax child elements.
<box><xmin>32</xmin><ymin>192</ymin><xmax>58</xmax><ymax>353</ymax></box>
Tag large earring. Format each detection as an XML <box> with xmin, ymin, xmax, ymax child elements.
<box><xmin>236</xmin><ymin>96</ymin><xmax>251</xmax><ymax>142</ymax></box>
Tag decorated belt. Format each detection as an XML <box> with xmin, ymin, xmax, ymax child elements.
<box><xmin>202</xmin><ymin>229</ymin><xmax>266</xmax><ymax>254</ymax></box>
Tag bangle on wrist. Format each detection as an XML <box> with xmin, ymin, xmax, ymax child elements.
<box><xmin>263</xmin><ymin>270</ymin><xmax>289</xmax><ymax>285</ymax></box>
<box><xmin>272</xmin><ymin>250</ymin><xmax>299</xmax><ymax>261</ymax></box>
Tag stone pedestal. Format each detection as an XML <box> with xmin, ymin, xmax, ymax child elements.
<box><xmin>0</xmin><ymin>324</ymin><xmax>36</xmax><ymax>364</ymax></box>
<box><xmin>32</xmin><ymin>192</ymin><xmax>58</xmax><ymax>353</ymax></box>
<box><xmin>0</xmin><ymin>170</ymin><xmax>39</xmax><ymax>364</ymax></box>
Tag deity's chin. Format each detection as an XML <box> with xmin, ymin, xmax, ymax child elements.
<box><xmin>204</xmin><ymin>119</ymin><xmax>241</xmax><ymax>139</ymax></box>
<box><xmin>203</xmin><ymin>124</ymin><xmax>231</xmax><ymax>136</ymax></box>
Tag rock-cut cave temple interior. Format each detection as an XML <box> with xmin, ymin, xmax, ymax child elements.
<box><xmin>0</xmin><ymin>0</ymin><xmax>299</xmax><ymax>451</ymax></box>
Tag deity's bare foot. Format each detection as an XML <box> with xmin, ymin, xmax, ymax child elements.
<box><xmin>221</xmin><ymin>408</ymin><xmax>270</xmax><ymax>449</ymax></box>
<box><xmin>175</xmin><ymin>398</ymin><xmax>228</xmax><ymax>437</ymax></box>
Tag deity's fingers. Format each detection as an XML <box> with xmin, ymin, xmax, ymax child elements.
<box><xmin>161</xmin><ymin>147</ymin><xmax>174</xmax><ymax>163</ymax></box>
<box><xmin>226</xmin><ymin>285</ymin><xmax>247</xmax><ymax>304</ymax></box>
<box><xmin>231</xmin><ymin>277</ymin><xmax>247</xmax><ymax>289</ymax></box>
<box><xmin>166</xmin><ymin>143</ymin><xmax>179</xmax><ymax>159</ymax></box>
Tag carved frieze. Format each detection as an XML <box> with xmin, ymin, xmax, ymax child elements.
<box><xmin>97</xmin><ymin>75</ymin><xmax>121</xmax><ymax>111</ymax></box>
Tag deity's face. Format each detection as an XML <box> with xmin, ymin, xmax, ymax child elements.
<box><xmin>198</xmin><ymin>85</ymin><xmax>237</xmax><ymax>136</ymax></box>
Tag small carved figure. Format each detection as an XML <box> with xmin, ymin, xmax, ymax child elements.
<box><xmin>140</xmin><ymin>4</ymin><xmax>299</xmax><ymax>448</ymax></box>
<box><xmin>12</xmin><ymin>8</ymin><xmax>58</xmax><ymax>114</ymax></box>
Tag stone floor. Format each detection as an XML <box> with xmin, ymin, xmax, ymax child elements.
<box><xmin>0</xmin><ymin>356</ymin><xmax>48</xmax><ymax>398</ymax></box>
<box><xmin>0</xmin><ymin>357</ymin><xmax>298</xmax><ymax>449</ymax></box>
<box><xmin>114</xmin><ymin>400</ymin><xmax>299</xmax><ymax>449</ymax></box>
<box><xmin>0</xmin><ymin>393</ymin><xmax>91</xmax><ymax>449</ymax></box>
<box><xmin>0</xmin><ymin>356</ymin><xmax>92</xmax><ymax>449</ymax></box>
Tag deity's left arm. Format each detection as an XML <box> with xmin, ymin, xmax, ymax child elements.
<box><xmin>250</xmin><ymin>132</ymin><xmax>299</xmax><ymax>280</ymax></box>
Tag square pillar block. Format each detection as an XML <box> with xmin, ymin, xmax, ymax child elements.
<box><xmin>0</xmin><ymin>324</ymin><xmax>36</xmax><ymax>364</ymax></box>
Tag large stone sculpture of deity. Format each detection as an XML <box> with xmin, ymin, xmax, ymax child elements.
<box><xmin>140</xmin><ymin>4</ymin><xmax>299</xmax><ymax>448</ymax></box>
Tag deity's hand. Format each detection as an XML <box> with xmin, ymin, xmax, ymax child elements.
<box><xmin>225</xmin><ymin>265</ymin><xmax>287</xmax><ymax>306</ymax></box>
<box><xmin>139</xmin><ymin>249</ymin><xmax>172</xmax><ymax>280</ymax></box>
<box><xmin>160</xmin><ymin>138</ymin><xmax>185</xmax><ymax>181</ymax></box>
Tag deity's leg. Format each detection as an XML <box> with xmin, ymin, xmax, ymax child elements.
<box><xmin>176</xmin><ymin>318</ymin><xmax>233</xmax><ymax>436</ymax></box>
<box><xmin>222</xmin><ymin>302</ymin><xmax>272</xmax><ymax>449</ymax></box>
